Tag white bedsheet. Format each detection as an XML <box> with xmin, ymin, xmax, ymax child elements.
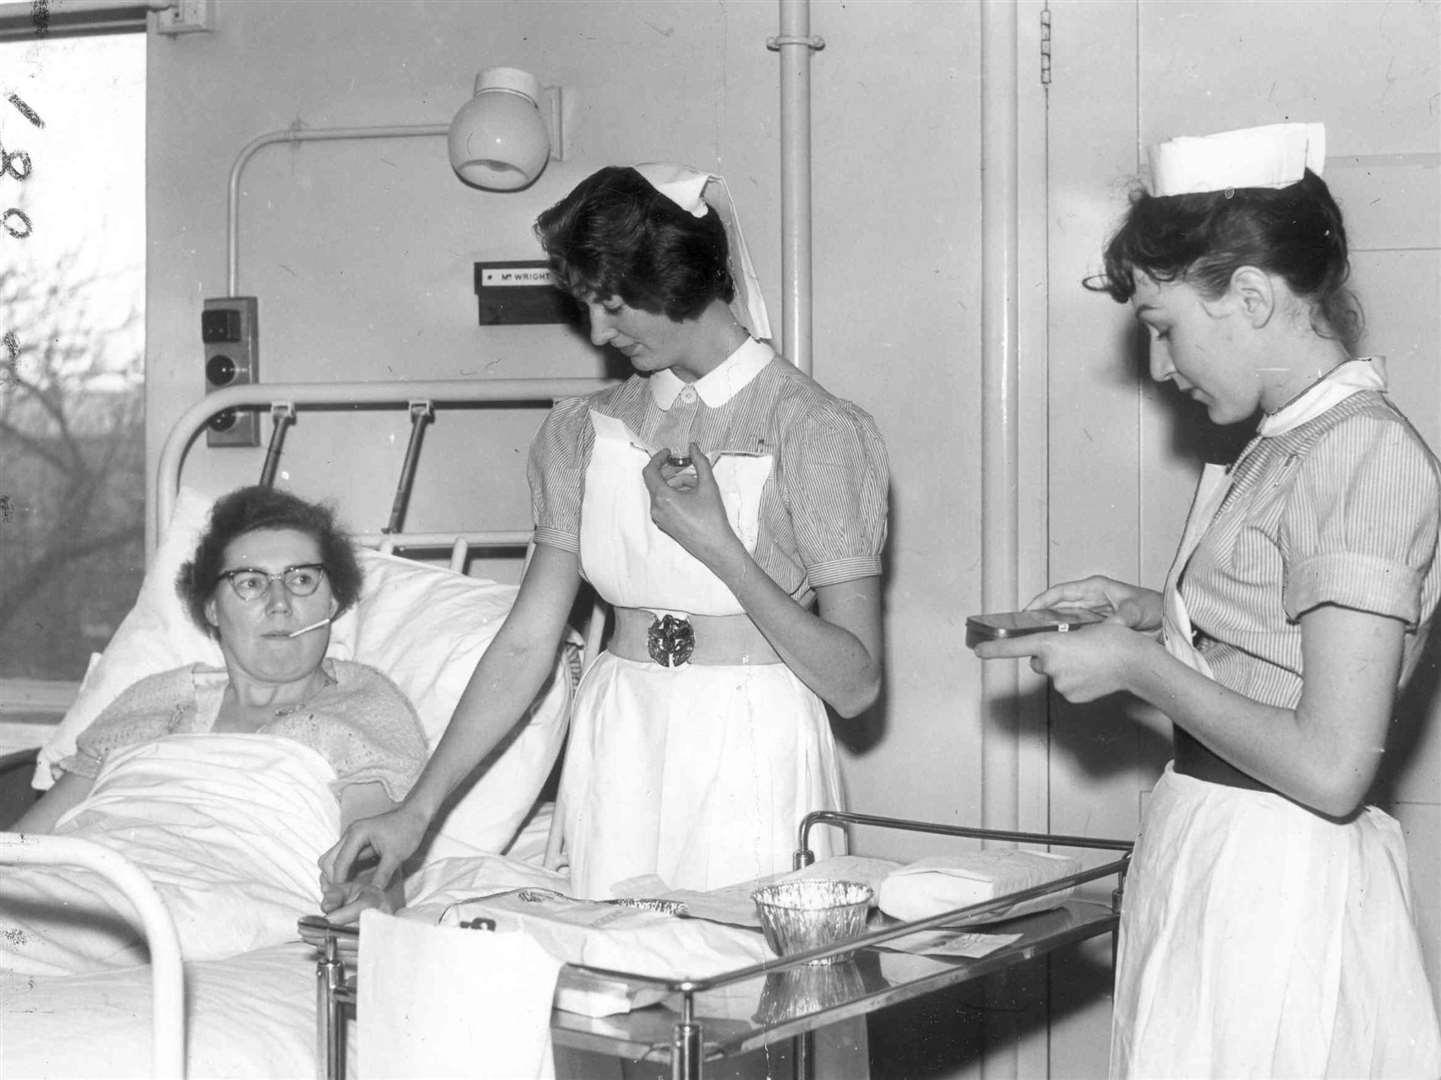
<box><xmin>2</xmin><ymin>733</ymin><xmax>339</xmax><ymax>974</ymax></box>
<box><xmin>0</xmin><ymin>942</ymin><xmax>326</xmax><ymax>1080</ymax></box>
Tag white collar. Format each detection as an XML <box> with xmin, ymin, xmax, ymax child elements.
<box><xmin>1256</xmin><ymin>357</ymin><xmax>1386</xmax><ymax>437</ymax></box>
<box><xmin>648</xmin><ymin>337</ymin><xmax>774</xmax><ymax>410</ymax></box>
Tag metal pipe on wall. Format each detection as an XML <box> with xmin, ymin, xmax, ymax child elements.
<box><xmin>979</xmin><ymin>0</ymin><xmax>1023</xmax><ymax>1076</ymax></box>
<box><xmin>773</xmin><ymin>0</ymin><xmax>820</xmax><ymax>375</ymax></box>
<box><xmin>226</xmin><ymin>125</ymin><xmax>449</xmax><ymax>297</ymax></box>
<box><xmin>979</xmin><ymin>0</ymin><xmax>1022</xmax><ymax>846</ymax></box>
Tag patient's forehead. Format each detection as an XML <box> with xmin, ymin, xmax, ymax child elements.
<box><xmin>221</xmin><ymin>527</ymin><xmax>321</xmax><ymax>570</ymax></box>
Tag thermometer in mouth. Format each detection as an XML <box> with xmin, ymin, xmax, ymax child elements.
<box><xmin>285</xmin><ymin>617</ymin><xmax>333</xmax><ymax>639</ymax></box>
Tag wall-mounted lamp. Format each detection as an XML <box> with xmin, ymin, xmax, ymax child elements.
<box><xmin>448</xmin><ymin>67</ymin><xmax>564</xmax><ymax>191</ymax></box>
<box><xmin>226</xmin><ymin>67</ymin><xmax>567</xmax><ymax>293</ymax></box>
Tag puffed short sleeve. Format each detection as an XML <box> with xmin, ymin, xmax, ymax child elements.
<box><xmin>63</xmin><ymin>667</ymin><xmax>194</xmax><ymax>779</ymax></box>
<box><xmin>1283</xmin><ymin>413</ymin><xmax>1441</xmax><ymax>626</ymax></box>
<box><xmin>780</xmin><ymin>400</ymin><xmax>890</xmax><ymax>587</ymax></box>
<box><xmin>527</xmin><ymin>396</ymin><xmax>594</xmax><ymax>554</ymax></box>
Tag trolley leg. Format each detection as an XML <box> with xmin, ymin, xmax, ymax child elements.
<box><xmin>316</xmin><ymin>938</ymin><xmax>348</xmax><ymax>1080</ymax></box>
<box><xmin>794</xmin><ymin>1032</ymin><xmax>815</xmax><ymax>1080</ymax></box>
<box><xmin>673</xmin><ymin>991</ymin><xmax>703</xmax><ymax>1080</ymax></box>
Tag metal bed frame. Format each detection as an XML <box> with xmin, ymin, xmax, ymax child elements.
<box><xmin>307</xmin><ymin>811</ymin><xmax>1132</xmax><ymax>1080</ymax></box>
<box><xmin>0</xmin><ymin>833</ymin><xmax>187</xmax><ymax>1080</ymax></box>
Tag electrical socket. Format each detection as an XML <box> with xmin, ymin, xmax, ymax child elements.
<box><xmin>153</xmin><ymin>0</ymin><xmax>210</xmax><ymax>35</ymax></box>
<box><xmin>203</xmin><ymin>296</ymin><xmax>260</xmax><ymax>448</ymax></box>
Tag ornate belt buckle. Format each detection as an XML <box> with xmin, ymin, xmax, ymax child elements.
<box><xmin>646</xmin><ymin>613</ymin><xmax>695</xmax><ymax>668</ymax></box>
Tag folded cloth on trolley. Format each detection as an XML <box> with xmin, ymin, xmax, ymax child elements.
<box><xmin>359</xmin><ymin>910</ymin><xmax>562</xmax><ymax>1080</ymax></box>
<box><xmin>778</xmin><ymin>855</ymin><xmax>903</xmax><ymax>898</ymax></box>
<box><xmin>399</xmin><ymin>853</ymin><xmax>771</xmax><ymax>1017</ymax></box>
<box><xmin>876</xmin><ymin>850</ymin><xmax>1083</xmax><ymax>924</ymax></box>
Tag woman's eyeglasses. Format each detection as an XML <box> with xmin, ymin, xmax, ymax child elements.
<box><xmin>217</xmin><ymin>564</ymin><xmax>327</xmax><ymax>601</ymax></box>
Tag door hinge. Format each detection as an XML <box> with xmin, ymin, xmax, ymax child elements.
<box><xmin>1040</xmin><ymin>6</ymin><xmax>1053</xmax><ymax>86</ymax></box>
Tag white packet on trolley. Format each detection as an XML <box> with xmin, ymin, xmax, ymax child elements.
<box><xmin>877</xmin><ymin>850</ymin><xmax>1082</xmax><ymax>924</ymax></box>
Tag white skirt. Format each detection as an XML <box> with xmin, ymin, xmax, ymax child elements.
<box><xmin>558</xmin><ymin>652</ymin><xmax>845</xmax><ymax>899</ymax></box>
<box><xmin>1111</xmin><ymin>765</ymin><xmax>1441</xmax><ymax>1079</ymax></box>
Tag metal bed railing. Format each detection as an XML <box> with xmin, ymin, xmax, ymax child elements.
<box><xmin>155</xmin><ymin>376</ymin><xmax>615</xmax><ymax>663</ymax></box>
<box><xmin>0</xmin><ymin>833</ymin><xmax>186</xmax><ymax>1080</ymax></box>
<box><xmin>306</xmin><ymin>811</ymin><xmax>1132</xmax><ymax>1080</ymax></box>
<box><xmin>156</xmin><ymin>377</ymin><xmax>613</xmax><ymax>537</ymax></box>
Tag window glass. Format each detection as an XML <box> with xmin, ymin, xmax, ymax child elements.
<box><xmin>0</xmin><ymin>32</ymin><xmax>145</xmax><ymax>706</ymax></box>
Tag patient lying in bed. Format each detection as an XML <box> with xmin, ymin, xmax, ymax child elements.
<box><xmin>2</xmin><ymin>485</ymin><xmax>428</xmax><ymax>976</ymax></box>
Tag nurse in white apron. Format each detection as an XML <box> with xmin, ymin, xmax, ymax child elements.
<box><xmin>324</xmin><ymin>164</ymin><xmax>888</xmax><ymax>905</ymax></box>
<box><xmin>974</xmin><ymin>123</ymin><xmax>1441</xmax><ymax>1077</ymax></box>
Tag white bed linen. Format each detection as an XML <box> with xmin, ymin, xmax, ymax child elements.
<box><xmin>2</xmin><ymin>733</ymin><xmax>338</xmax><ymax>974</ymax></box>
<box><xmin>0</xmin><ymin>941</ymin><xmax>325</xmax><ymax>1080</ymax></box>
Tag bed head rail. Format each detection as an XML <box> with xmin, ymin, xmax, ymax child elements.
<box><xmin>155</xmin><ymin>377</ymin><xmax>613</xmax><ymax>665</ymax></box>
<box><xmin>156</xmin><ymin>378</ymin><xmax>610</xmax><ymax>531</ymax></box>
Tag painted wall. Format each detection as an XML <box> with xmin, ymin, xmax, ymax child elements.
<box><xmin>146</xmin><ymin>0</ymin><xmax>986</xmax><ymax>877</ymax></box>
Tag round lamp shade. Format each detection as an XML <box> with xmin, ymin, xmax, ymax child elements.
<box><xmin>448</xmin><ymin>67</ymin><xmax>550</xmax><ymax>191</ymax></box>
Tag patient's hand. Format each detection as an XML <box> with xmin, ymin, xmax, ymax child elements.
<box><xmin>319</xmin><ymin>873</ymin><xmax>395</xmax><ymax>926</ymax></box>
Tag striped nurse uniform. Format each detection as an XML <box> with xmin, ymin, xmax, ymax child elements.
<box><xmin>1113</xmin><ymin>360</ymin><xmax>1441</xmax><ymax>1078</ymax></box>
<box><xmin>528</xmin><ymin>337</ymin><xmax>889</xmax><ymax>898</ymax></box>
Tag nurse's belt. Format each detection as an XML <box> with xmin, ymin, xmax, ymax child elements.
<box><xmin>1148</xmin><ymin>122</ymin><xmax>1325</xmax><ymax>196</ymax></box>
<box><xmin>633</xmin><ymin>162</ymin><xmax>772</xmax><ymax>342</ymax></box>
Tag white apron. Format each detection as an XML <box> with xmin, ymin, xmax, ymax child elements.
<box><xmin>1111</xmin><ymin>361</ymin><xmax>1441</xmax><ymax>1078</ymax></box>
<box><xmin>559</xmin><ymin>411</ymin><xmax>844</xmax><ymax>899</ymax></box>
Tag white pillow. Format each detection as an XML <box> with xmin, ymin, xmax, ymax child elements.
<box><xmin>36</xmin><ymin>487</ymin><xmax>571</xmax><ymax>859</ymax></box>
<box><xmin>348</xmin><ymin>548</ymin><xmax>572</xmax><ymax>860</ymax></box>
<box><xmin>34</xmin><ymin>487</ymin><xmax>222</xmax><ymax>787</ymax></box>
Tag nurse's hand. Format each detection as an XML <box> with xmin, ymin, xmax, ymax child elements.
<box><xmin>974</xmin><ymin>622</ymin><xmax>1163</xmax><ymax>703</ymax></box>
<box><xmin>643</xmin><ymin>443</ymin><xmax>741</xmax><ymax>566</ymax></box>
<box><xmin>320</xmin><ymin>803</ymin><xmax>428</xmax><ymax>895</ymax></box>
<box><xmin>1027</xmin><ymin>575</ymin><xmax>1163</xmax><ymax>634</ymax></box>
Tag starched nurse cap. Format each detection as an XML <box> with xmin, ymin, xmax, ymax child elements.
<box><xmin>633</xmin><ymin>162</ymin><xmax>773</xmax><ymax>342</ymax></box>
<box><xmin>1147</xmin><ymin>122</ymin><xmax>1326</xmax><ymax>197</ymax></box>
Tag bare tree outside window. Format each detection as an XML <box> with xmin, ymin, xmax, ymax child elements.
<box><xmin>0</xmin><ymin>34</ymin><xmax>145</xmax><ymax>706</ymax></box>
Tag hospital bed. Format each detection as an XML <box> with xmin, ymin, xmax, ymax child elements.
<box><xmin>0</xmin><ymin>377</ymin><xmax>607</xmax><ymax>1079</ymax></box>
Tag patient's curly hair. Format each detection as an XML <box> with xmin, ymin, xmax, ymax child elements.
<box><xmin>176</xmin><ymin>485</ymin><xmax>363</xmax><ymax>637</ymax></box>
<box><xmin>535</xmin><ymin>165</ymin><xmax>735</xmax><ymax>321</ymax></box>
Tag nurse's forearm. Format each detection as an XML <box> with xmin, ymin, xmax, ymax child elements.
<box><xmin>710</xmin><ymin>543</ymin><xmax>882</xmax><ymax>717</ymax></box>
<box><xmin>401</xmin><ymin>544</ymin><xmax>581</xmax><ymax>822</ymax></box>
<box><xmin>403</xmin><ymin>635</ymin><xmax>563</xmax><ymax>820</ymax></box>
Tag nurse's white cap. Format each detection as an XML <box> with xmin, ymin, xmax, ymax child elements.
<box><xmin>1146</xmin><ymin>122</ymin><xmax>1326</xmax><ymax>197</ymax></box>
<box><xmin>632</xmin><ymin>162</ymin><xmax>772</xmax><ymax>343</ymax></box>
